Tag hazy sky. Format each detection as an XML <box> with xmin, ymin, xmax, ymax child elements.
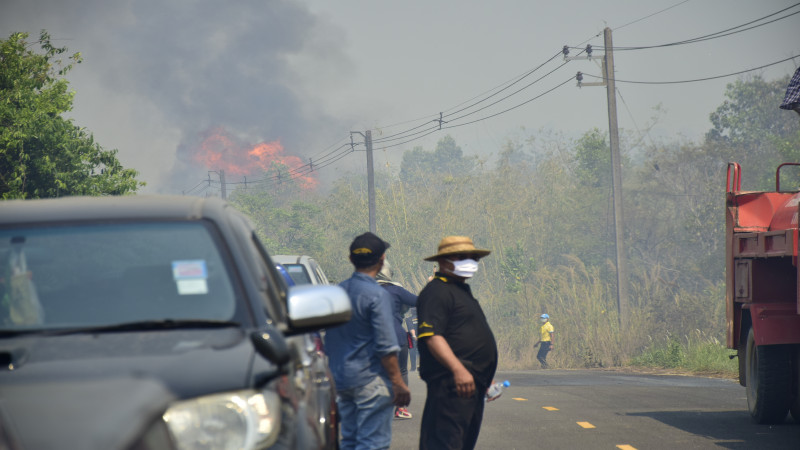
<box><xmin>2</xmin><ymin>0</ymin><xmax>798</xmax><ymax>194</ymax></box>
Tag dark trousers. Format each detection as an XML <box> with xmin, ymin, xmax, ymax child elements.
<box><xmin>399</xmin><ymin>343</ymin><xmax>409</xmax><ymax>386</ymax></box>
<box><xmin>419</xmin><ymin>376</ymin><xmax>486</xmax><ymax>450</ymax></box>
<box><xmin>537</xmin><ymin>341</ymin><xmax>551</xmax><ymax>368</ymax></box>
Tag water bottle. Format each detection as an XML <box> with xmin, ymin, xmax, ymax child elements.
<box><xmin>485</xmin><ymin>380</ymin><xmax>510</xmax><ymax>401</ymax></box>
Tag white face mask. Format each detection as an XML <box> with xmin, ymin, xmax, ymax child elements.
<box><xmin>448</xmin><ymin>258</ymin><xmax>479</xmax><ymax>278</ymax></box>
<box><xmin>540</xmin><ymin>318</ymin><xmax>548</xmax><ymax>323</ymax></box>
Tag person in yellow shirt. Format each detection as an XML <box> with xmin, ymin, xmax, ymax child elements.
<box><xmin>535</xmin><ymin>314</ymin><xmax>554</xmax><ymax>369</ymax></box>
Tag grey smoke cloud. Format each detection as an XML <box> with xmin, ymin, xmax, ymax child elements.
<box><xmin>0</xmin><ymin>0</ymin><xmax>354</xmax><ymax>193</ymax></box>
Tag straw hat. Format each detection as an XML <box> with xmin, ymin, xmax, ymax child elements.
<box><xmin>423</xmin><ymin>236</ymin><xmax>491</xmax><ymax>261</ymax></box>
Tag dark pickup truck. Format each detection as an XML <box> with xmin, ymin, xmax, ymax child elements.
<box><xmin>0</xmin><ymin>195</ymin><xmax>351</xmax><ymax>449</ymax></box>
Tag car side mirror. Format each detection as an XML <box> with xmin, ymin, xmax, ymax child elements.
<box><xmin>250</xmin><ymin>326</ymin><xmax>290</xmax><ymax>366</ymax></box>
<box><xmin>286</xmin><ymin>285</ymin><xmax>351</xmax><ymax>333</ymax></box>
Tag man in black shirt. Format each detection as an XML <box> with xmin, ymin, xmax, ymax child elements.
<box><xmin>417</xmin><ymin>236</ymin><xmax>498</xmax><ymax>450</ymax></box>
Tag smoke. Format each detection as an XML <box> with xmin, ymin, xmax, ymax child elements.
<box><xmin>0</xmin><ymin>0</ymin><xmax>354</xmax><ymax>193</ymax></box>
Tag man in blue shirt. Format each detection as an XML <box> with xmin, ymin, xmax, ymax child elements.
<box><xmin>325</xmin><ymin>232</ymin><xmax>411</xmax><ymax>450</ymax></box>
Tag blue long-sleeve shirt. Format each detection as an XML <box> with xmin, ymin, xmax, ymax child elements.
<box><xmin>325</xmin><ymin>272</ymin><xmax>400</xmax><ymax>390</ymax></box>
<box><xmin>380</xmin><ymin>283</ymin><xmax>418</xmax><ymax>346</ymax></box>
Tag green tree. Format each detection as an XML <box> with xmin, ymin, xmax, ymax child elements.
<box><xmin>706</xmin><ymin>74</ymin><xmax>798</xmax><ymax>190</ymax></box>
<box><xmin>0</xmin><ymin>31</ymin><xmax>143</xmax><ymax>199</ymax></box>
<box><xmin>228</xmin><ymin>162</ymin><xmax>325</xmax><ymax>257</ymax></box>
<box><xmin>399</xmin><ymin>135</ymin><xmax>477</xmax><ymax>183</ymax></box>
<box><xmin>573</xmin><ymin>128</ymin><xmax>611</xmax><ymax>188</ymax></box>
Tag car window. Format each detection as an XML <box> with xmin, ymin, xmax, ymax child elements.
<box><xmin>0</xmin><ymin>221</ymin><xmax>240</xmax><ymax>329</ymax></box>
<box><xmin>282</xmin><ymin>264</ymin><xmax>313</xmax><ymax>285</ymax></box>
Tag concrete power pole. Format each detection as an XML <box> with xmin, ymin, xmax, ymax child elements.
<box><xmin>365</xmin><ymin>130</ymin><xmax>376</xmax><ymax>234</ymax></box>
<box><xmin>568</xmin><ymin>27</ymin><xmax>629</xmax><ymax>327</ymax></box>
<box><xmin>603</xmin><ymin>27</ymin><xmax>629</xmax><ymax>328</ymax></box>
<box><xmin>351</xmin><ymin>130</ymin><xmax>377</xmax><ymax>234</ymax></box>
<box><xmin>219</xmin><ymin>169</ymin><xmax>227</xmax><ymax>200</ymax></box>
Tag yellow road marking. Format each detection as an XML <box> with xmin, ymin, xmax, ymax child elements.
<box><xmin>542</xmin><ymin>406</ymin><xmax>559</xmax><ymax>411</ymax></box>
<box><xmin>577</xmin><ymin>422</ymin><xmax>595</xmax><ymax>429</ymax></box>
<box><xmin>616</xmin><ymin>446</ymin><xmax>637</xmax><ymax>450</ymax></box>
<box><xmin>512</xmin><ymin>397</ymin><xmax>528</xmax><ymax>401</ymax></box>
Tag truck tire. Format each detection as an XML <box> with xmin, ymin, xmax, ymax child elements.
<box><xmin>745</xmin><ymin>328</ymin><xmax>791</xmax><ymax>424</ymax></box>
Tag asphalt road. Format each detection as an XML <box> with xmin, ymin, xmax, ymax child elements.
<box><xmin>389</xmin><ymin>369</ymin><xmax>800</xmax><ymax>450</ymax></box>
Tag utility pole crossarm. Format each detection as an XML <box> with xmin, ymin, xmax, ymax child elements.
<box><xmin>564</xmin><ymin>55</ymin><xmax>602</xmax><ymax>61</ymax></box>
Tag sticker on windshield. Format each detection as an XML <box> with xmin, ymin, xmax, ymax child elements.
<box><xmin>171</xmin><ymin>260</ymin><xmax>209</xmax><ymax>295</ymax></box>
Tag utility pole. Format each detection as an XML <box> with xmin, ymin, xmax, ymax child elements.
<box><xmin>567</xmin><ymin>27</ymin><xmax>629</xmax><ymax>327</ymax></box>
<box><xmin>604</xmin><ymin>28</ymin><xmax>629</xmax><ymax>328</ymax></box>
<box><xmin>219</xmin><ymin>169</ymin><xmax>227</xmax><ymax>200</ymax></box>
<box><xmin>365</xmin><ymin>130</ymin><xmax>376</xmax><ymax>233</ymax></box>
<box><xmin>351</xmin><ymin>130</ymin><xmax>377</xmax><ymax>234</ymax></box>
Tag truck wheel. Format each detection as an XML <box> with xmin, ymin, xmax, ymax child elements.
<box><xmin>745</xmin><ymin>328</ymin><xmax>791</xmax><ymax>424</ymax></box>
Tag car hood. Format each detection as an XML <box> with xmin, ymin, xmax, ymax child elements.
<box><xmin>0</xmin><ymin>328</ymin><xmax>262</xmax><ymax>397</ymax></box>
<box><xmin>0</xmin><ymin>328</ymin><xmax>270</xmax><ymax>449</ymax></box>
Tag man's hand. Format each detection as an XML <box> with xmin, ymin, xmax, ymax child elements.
<box><xmin>453</xmin><ymin>366</ymin><xmax>475</xmax><ymax>398</ymax></box>
<box><xmin>392</xmin><ymin>381</ymin><xmax>411</xmax><ymax>407</ymax></box>
<box><xmin>426</xmin><ymin>335</ymin><xmax>478</xmax><ymax>398</ymax></box>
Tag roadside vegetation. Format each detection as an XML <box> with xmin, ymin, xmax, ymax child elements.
<box><xmin>231</xmin><ymin>73</ymin><xmax>798</xmax><ymax>376</ymax></box>
<box><xmin>629</xmin><ymin>333</ymin><xmax>738</xmax><ymax>378</ymax></box>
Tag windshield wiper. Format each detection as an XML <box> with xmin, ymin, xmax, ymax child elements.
<box><xmin>43</xmin><ymin>319</ymin><xmax>242</xmax><ymax>336</ymax></box>
<box><xmin>0</xmin><ymin>329</ymin><xmax>46</xmax><ymax>338</ymax></box>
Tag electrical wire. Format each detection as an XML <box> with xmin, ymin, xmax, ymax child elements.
<box><xmin>603</xmin><ymin>3</ymin><xmax>800</xmax><ymax>51</ymax></box>
<box><xmin>582</xmin><ymin>55</ymin><xmax>800</xmax><ymax>85</ymax></box>
<box><xmin>613</xmin><ymin>0</ymin><xmax>693</xmax><ymax>32</ymax></box>
<box><xmin>372</xmin><ymin>51</ymin><xmax>568</xmax><ymax>146</ymax></box>
<box><xmin>371</xmin><ymin>50</ymin><xmax>564</xmax><ymax>145</ymax></box>
<box><xmin>444</xmin><ymin>76</ymin><xmax>575</xmax><ymax>130</ymax></box>
<box><xmin>182</xmin><ymin>179</ymin><xmax>208</xmax><ymax>195</ymax></box>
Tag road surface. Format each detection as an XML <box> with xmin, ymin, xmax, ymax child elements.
<box><xmin>389</xmin><ymin>369</ymin><xmax>799</xmax><ymax>449</ymax></box>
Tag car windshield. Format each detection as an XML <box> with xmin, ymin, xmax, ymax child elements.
<box><xmin>0</xmin><ymin>221</ymin><xmax>239</xmax><ymax>330</ymax></box>
<box><xmin>282</xmin><ymin>263</ymin><xmax>313</xmax><ymax>285</ymax></box>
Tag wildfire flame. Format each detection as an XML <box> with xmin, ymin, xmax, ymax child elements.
<box><xmin>191</xmin><ymin>127</ymin><xmax>318</xmax><ymax>190</ymax></box>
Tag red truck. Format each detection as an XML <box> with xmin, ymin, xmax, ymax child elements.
<box><xmin>726</xmin><ymin>162</ymin><xmax>800</xmax><ymax>424</ymax></box>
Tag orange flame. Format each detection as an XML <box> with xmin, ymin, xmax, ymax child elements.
<box><xmin>192</xmin><ymin>127</ymin><xmax>317</xmax><ymax>190</ymax></box>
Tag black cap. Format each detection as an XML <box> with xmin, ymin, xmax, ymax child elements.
<box><xmin>349</xmin><ymin>232</ymin><xmax>390</xmax><ymax>268</ymax></box>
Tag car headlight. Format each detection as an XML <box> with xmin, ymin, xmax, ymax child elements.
<box><xmin>163</xmin><ymin>390</ymin><xmax>281</xmax><ymax>450</ymax></box>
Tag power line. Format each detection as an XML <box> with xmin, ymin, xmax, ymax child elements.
<box><xmin>371</xmin><ymin>50</ymin><xmax>565</xmax><ymax>145</ymax></box>
<box><xmin>444</xmin><ymin>76</ymin><xmax>575</xmax><ymax>130</ymax></box>
<box><xmin>182</xmin><ymin>179</ymin><xmax>208</xmax><ymax>195</ymax></box>
<box><xmin>606</xmin><ymin>4</ymin><xmax>800</xmax><ymax>51</ymax></box>
<box><xmin>573</xmin><ymin>0</ymin><xmax>695</xmax><ymax>47</ymax></box>
<box><xmin>613</xmin><ymin>0</ymin><xmax>693</xmax><ymax>32</ymax></box>
<box><xmin>583</xmin><ymin>55</ymin><xmax>800</xmax><ymax>85</ymax></box>
<box><xmin>187</xmin><ymin>52</ymin><xmax>797</xmax><ymax>193</ymax></box>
